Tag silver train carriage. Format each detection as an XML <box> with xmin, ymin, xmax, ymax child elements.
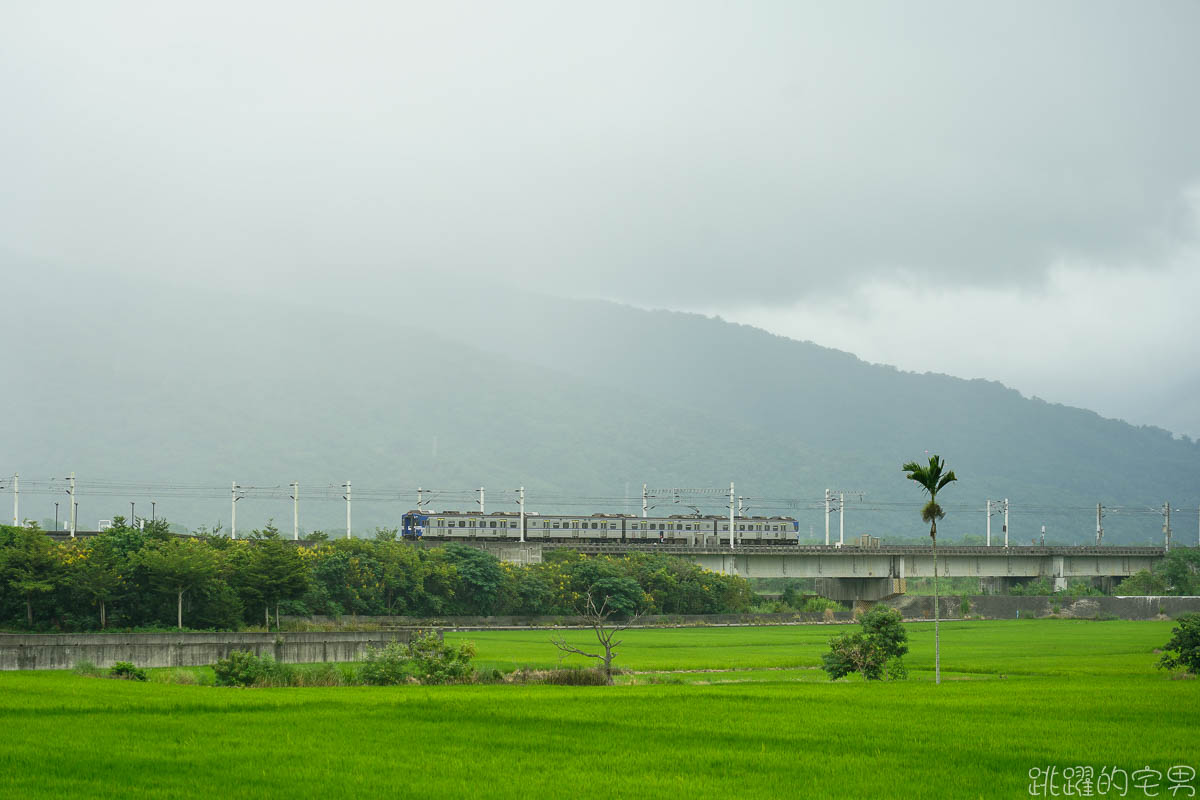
<box><xmin>401</xmin><ymin>511</ymin><xmax>800</xmax><ymax>545</ymax></box>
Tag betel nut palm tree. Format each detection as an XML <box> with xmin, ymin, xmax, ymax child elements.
<box><xmin>901</xmin><ymin>454</ymin><xmax>957</xmax><ymax>686</ymax></box>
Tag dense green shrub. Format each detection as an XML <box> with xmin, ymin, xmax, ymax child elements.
<box><xmin>108</xmin><ymin>661</ymin><xmax>148</xmax><ymax>681</ymax></box>
<box><xmin>822</xmin><ymin>606</ymin><xmax>908</xmax><ymax>681</ymax></box>
<box><xmin>358</xmin><ymin>634</ymin><xmax>476</xmax><ymax>685</ymax></box>
<box><xmin>408</xmin><ymin>633</ymin><xmax>475</xmax><ymax>685</ymax></box>
<box><xmin>212</xmin><ymin>650</ymin><xmax>296</xmax><ymax>687</ymax></box>
<box><xmin>1158</xmin><ymin>613</ymin><xmax>1200</xmax><ymax>675</ymax></box>
<box><xmin>800</xmin><ymin>596</ymin><xmax>845</xmax><ymax>613</ymax></box>
<box><xmin>358</xmin><ymin>642</ymin><xmax>412</xmax><ymax>686</ymax></box>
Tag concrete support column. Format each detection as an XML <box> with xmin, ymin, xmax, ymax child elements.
<box><xmin>1051</xmin><ymin>556</ymin><xmax>1067</xmax><ymax>592</ymax></box>
<box><xmin>815</xmin><ymin>577</ymin><xmax>904</xmax><ymax>606</ymax></box>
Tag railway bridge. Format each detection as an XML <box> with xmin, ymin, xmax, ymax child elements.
<box><xmin>460</xmin><ymin>542</ymin><xmax>1166</xmax><ymax>603</ymax></box>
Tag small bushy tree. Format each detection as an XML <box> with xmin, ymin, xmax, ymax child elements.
<box><xmin>1158</xmin><ymin>613</ymin><xmax>1200</xmax><ymax>675</ymax></box>
<box><xmin>359</xmin><ymin>642</ymin><xmax>412</xmax><ymax>686</ymax></box>
<box><xmin>408</xmin><ymin>632</ymin><xmax>476</xmax><ymax>685</ymax></box>
<box><xmin>822</xmin><ymin>605</ymin><xmax>908</xmax><ymax>681</ymax></box>
<box><xmin>359</xmin><ymin>634</ymin><xmax>475</xmax><ymax>685</ymax></box>
<box><xmin>213</xmin><ymin>650</ymin><xmax>296</xmax><ymax>687</ymax></box>
<box><xmin>0</xmin><ymin>525</ymin><xmax>61</xmax><ymax>627</ymax></box>
<box><xmin>139</xmin><ymin>538</ymin><xmax>217</xmax><ymax>629</ymax></box>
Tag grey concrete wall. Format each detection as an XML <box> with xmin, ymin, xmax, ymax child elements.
<box><xmin>884</xmin><ymin>595</ymin><xmax>1200</xmax><ymax>621</ymax></box>
<box><xmin>0</xmin><ymin>629</ymin><xmax>429</xmax><ymax>671</ymax></box>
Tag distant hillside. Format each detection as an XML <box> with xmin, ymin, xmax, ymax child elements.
<box><xmin>3</xmin><ymin>260</ymin><xmax>1197</xmax><ymax>544</ymax></box>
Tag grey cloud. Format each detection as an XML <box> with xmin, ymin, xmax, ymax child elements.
<box><xmin>1</xmin><ymin>1</ymin><xmax>1198</xmax><ymax>306</ymax></box>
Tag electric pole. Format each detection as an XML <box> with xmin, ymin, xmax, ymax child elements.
<box><xmin>824</xmin><ymin>489</ymin><xmax>831</xmax><ymax>545</ymax></box>
<box><xmin>67</xmin><ymin>472</ymin><xmax>76</xmax><ymax>537</ymax></box>
<box><xmin>728</xmin><ymin>482</ymin><xmax>736</xmax><ymax>549</ymax></box>
<box><xmin>1003</xmin><ymin>498</ymin><xmax>1010</xmax><ymax>548</ymax></box>
<box><xmin>824</xmin><ymin>490</ymin><xmax>850</xmax><ymax>546</ymax></box>
<box><xmin>642</xmin><ymin>484</ymin><xmax>648</xmax><ymax>518</ymax></box>
<box><xmin>1096</xmin><ymin>503</ymin><xmax>1104</xmax><ymax>546</ymax></box>
<box><xmin>518</xmin><ymin>486</ymin><xmax>525</xmax><ymax>543</ymax></box>
<box><xmin>130</xmin><ymin>502</ymin><xmax>135</xmax><ymax>527</ymax></box>
<box><xmin>11</xmin><ymin>473</ymin><xmax>17</xmax><ymax>526</ymax></box>
<box><xmin>290</xmin><ymin>482</ymin><xmax>299</xmax><ymax>540</ymax></box>
<box><xmin>231</xmin><ymin>482</ymin><xmax>244</xmax><ymax>539</ymax></box>
<box><xmin>151</xmin><ymin>500</ymin><xmax>156</xmax><ymax>522</ymax></box>
<box><xmin>839</xmin><ymin>492</ymin><xmax>845</xmax><ymax>546</ymax></box>
<box><xmin>986</xmin><ymin>500</ymin><xmax>1006</xmax><ymax>546</ymax></box>
<box><xmin>343</xmin><ymin>481</ymin><xmax>352</xmax><ymax>539</ymax></box>
<box><xmin>477</xmin><ymin>487</ymin><xmax>485</xmax><ymax>516</ymax></box>
<box><xmin>1162</xmin><ymin>502</ymin><xmax>1171</xmax><ymax>552</ymax></box>
<box><xmin>737</xmin><ymin>495</ymin><xmax>743</xmax><ymax>518</ymax></box>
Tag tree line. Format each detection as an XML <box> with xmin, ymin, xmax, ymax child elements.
<box><xmin>0</xmin><ymin>520</ymin><xmax>753</xmax><ymax>631</ymax></box>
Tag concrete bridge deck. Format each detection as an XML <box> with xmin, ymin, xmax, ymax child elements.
<box><xmin>469</xmin><ymin>541</ymin><xmax>1168</xmax><ymax>603</ymax></box>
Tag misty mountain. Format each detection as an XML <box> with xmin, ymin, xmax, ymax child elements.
<box><xmin>3</xmin><ymin>260</ymin><xmax>1197</xmax><ymax>544</ymax></box>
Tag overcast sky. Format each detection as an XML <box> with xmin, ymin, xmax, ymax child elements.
<box><xmin>3</xmin><ymin>2</ymin><xmax>1199</xmax><ymax>435</ymax></box>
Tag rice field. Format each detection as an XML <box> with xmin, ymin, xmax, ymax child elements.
<box><xmin>1</xmin><ymin>620</ymin><xmax>1195</xmax><ymax>799</ymax></box>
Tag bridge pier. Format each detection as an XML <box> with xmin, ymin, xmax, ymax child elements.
<box><xmin>815</xmin><ymin>577</ymin><xmax>906</xmax><ymax>606</ymax></box>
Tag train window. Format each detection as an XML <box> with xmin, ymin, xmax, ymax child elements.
<box><xmin>489</xmin><ymin>521</ymin><xmax>497</xmax><ymax>528</ymax></box>
<box><xmin>457</xmin><ymin>520</ymin><xmax>465</xmax><ymax>528</ymax></box>
<box><xmin>552</xmin><ymin>521</ymin><xmax>560</xmax><ymax>529</ymax></box>
<box><xmin>509</xmin><ymin>521</ymin><xmax>517</xmax><ymax>528</ymax></box>
<box><xmin>685</xmin><ymin>524</ymin><xmax>692</xmax><ymax>531</ymax></box>
<box><xmin>721</xmin><ymin>524</ymin><xmax>728</xmax><ymax>530</ymax></box>
<box><xmin>737</xmin><ymin>524</ymin><xmax>745</xmax><ymax>531</ymax></box>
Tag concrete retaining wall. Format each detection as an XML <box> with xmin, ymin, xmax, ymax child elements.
<box><xmin>0</xmin><ymin>629</ymin><xmax>428</xmax><ymax>671</ymax></box>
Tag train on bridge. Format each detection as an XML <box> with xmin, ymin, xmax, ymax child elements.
<box><xmin>401</xmin><ymin>510</ymin><xmax>800</xmax><ymax>546</ymax></box>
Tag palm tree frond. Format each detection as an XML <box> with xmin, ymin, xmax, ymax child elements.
<box><xmin>901</xmin><ymin>462</ymin><xmax>935</xmax><ymax>496</ymax></box>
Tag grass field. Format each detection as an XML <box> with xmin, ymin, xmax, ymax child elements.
<box><xmin>1</xmin><ymin>620</ymin><xmax>1196</xmax><ymax>799</ymax></box>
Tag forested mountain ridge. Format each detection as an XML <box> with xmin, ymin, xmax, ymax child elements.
<box><xmin>3</xmin><ymin>259</ymin><xmax>1196</xmax><ymax>544</ymax></box>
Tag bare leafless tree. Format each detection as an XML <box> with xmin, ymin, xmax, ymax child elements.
<box><xmin>550</xmin><ymin>594</ymin><xmax>643</xmax><ymax>685</ymax></box>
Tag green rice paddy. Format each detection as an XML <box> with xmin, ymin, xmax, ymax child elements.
<box><xmin>2</xmin><ymin>620</ymin><xmax>1196</xmax><ymax>799</ymax></box>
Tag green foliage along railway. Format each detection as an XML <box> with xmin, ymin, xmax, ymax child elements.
<box><xmin>0</xmin><ymin>522</ymin><xmax>752</xmax><ymax>631</ymax></box>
